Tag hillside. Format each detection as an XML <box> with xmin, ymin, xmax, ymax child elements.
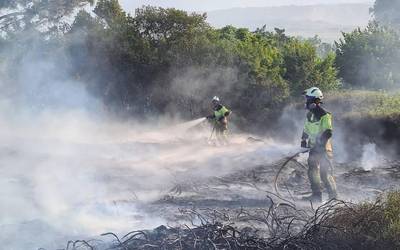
<box><xmin>207</xmin><ymin>3</ymin><xmax>371</xmax><ymax>42</ymax></box>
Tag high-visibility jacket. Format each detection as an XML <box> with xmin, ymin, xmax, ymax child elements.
<box><xmin>303</xmin><ymin>107</ymin><xmax>333</xmax><ymax>152</ymax></box>
<box><xmin>214</xmin><ymin>105</ymin><xmax>230</xmax><ymax>121</ymax></box>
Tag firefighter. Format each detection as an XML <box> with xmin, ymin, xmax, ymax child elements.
<box><xmin>301</xmin><ymin>87</ymin><xmax>337</xmax><ymax>202</ymax></box>
<box><xmin>206</xmin><ymin>96</ymin><xmax>231</xmax><ymax>145</ymax></box>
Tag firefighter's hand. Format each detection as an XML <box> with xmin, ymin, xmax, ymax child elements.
<box><xmin>206</xmin><ymin>115</ymin><xmax>214</xmax><ymax>120</ymax></box>
<box><xmin>301</xmin><ymin>140</ymin><xmax>308</xmax><ymax>148</ymax></box>
<box><xmin>218</xmin><ymin>116</ymin><xmax>227</xmax><ymax>125</ymax></box>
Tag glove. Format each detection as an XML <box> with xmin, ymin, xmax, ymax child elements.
<box><xmin>206</xmin><ymin>115</ymin><xmax>214</xmax><ymax>120</ymax></box>
<box><xmin>301</xmin><ymin>140</ymin><xmax>308</xmax><ymax>148</ymax></box>
<box><xmin>218</xmin><ymin>116</ymin><xmax>228</xmax><ymax>125</ymax></box>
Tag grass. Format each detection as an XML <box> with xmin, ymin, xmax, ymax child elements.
<box><xmin>325</xmin><ymin>90</ymin><xmax>400</xmax><ymax>119</ymax></box>
<box><xmin>384</xmin><ymin>191</ymin><xmax>400</xmax><ymax>242</ymax></box>
<box><xmin>319</xmin><ymin>191</ymin><xmax>400</xmax><ymax>249</ymax></box>
<box><xmin>326</xmin><ymin>90</ymin><xmax>400</xmax><ymax>157</ymax></box>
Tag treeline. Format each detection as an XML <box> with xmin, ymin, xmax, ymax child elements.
<box><xmin>335</xmin><ymin>0</ymin><xmax>400</xmax><ymax>90</ymax></box>
<box><xmin>0</xmin><ymin>0</ymin><xmax>338</xmax><ymax>131</ymax></box>
<box><xmin>0</xmin><ymin>0</ymin><xmax>399</xmax><ymax>131</ymax></box>
<box><xmin>66</xmin><ymin>1</ymin><xmax>340</xmax><ymax>129</ymax></box>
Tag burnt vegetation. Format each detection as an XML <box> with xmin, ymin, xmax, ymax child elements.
<box><xmin>60</xmin><ymin>192</ymin><xmax>400</xmax><ymax>250</ymax></box>
<box><xmin>57</xmin><ymin>154</ymin><xmax>400</xmax><ymax>250</ymax></box>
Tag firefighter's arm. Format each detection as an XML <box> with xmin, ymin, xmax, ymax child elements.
<box><xmin>224</xmin><ymin>107</ymin><xmax>231</xmax><ymax>117</ymax></box>
<box><xmin>318</xmin><ymin>129</ymin><xmax>332</xmax><ymax>146</ymax></box>
<box><xmin>301</xmin><ymin>118</ymin><xmax>312</xmax><ymax>148</ymax></box>
<box><xmin>301</xmin><ymin>131</ymin><xmax>309</xmax><ymax>148</ymax></box>
<box><xmin>206</xmin><ymin>114</ymin><xmax>215</xmax><ymax>120</ymax></box>
<box><xmin>218</xmin><ymin>107</ymin><xmax>231</xmax><ymax>121</ymax></box>
<box><xmin>317</xmin><ymin>114</ymin><xmax>333</xmax><ymax>147</ymax></box>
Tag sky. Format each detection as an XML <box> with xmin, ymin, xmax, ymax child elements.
<box><xmin>120</xmin><ymin>0</ymin><xmax>374</xmax><ymax>12</ymax></box>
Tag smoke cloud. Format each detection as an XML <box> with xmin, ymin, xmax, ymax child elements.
<box><xmin>0</xmin><ymin>32</ymin><xmax>301</xmax><ymax>249</ymax></box>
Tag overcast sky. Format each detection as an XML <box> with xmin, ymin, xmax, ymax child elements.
<box><xmin>120</xmin><ymin>0</ymin><xmax>374</xmax><ymax>12</ymax></box>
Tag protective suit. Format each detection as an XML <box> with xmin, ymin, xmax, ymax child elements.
<box><xmin>207</xmin><ymin>97</ymin><xmax>231</xmax><ymax>145</ymax></box>
<box><xmin>301</xmin><ymin>87</ymin><xmax>337</xmax><ymax>202</ymax></box>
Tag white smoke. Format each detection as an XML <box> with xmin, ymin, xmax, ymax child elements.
<box><xmin>361</xmin><ymin>143</ymin><xmax>384</xmax><ymax>171</ymax></box>
<box><xmin>0</xmin><ymin>98</ymin><xmax>299</xmax><ymax>249</ymax></box>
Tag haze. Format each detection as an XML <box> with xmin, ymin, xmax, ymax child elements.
<box><xmin>121</xmin><ymin>0</ymin><xmax>373</xmax><ymax>42</ymax></box>
<box><xmin>121</xmin><ymin>0</ymin><xmax>374</xmax><ymax>12</ymax></box>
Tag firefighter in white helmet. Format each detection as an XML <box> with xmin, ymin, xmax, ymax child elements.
<box><xmin>206</xmin><ymin>96</ymin><xmax>231</xmax><ymax>145</ymax></box>
<box><xmin>301</xmin><ymin>87</ymin><xmax>337</xmax><ymax>202</ymax></box>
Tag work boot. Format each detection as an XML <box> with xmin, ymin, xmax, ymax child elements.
<box><xmin>302</xmin><ymin>193</ymin><xmax>322</xmax><ymax>203</ymax></box>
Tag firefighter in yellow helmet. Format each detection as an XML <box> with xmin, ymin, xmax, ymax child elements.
<box><xmin>301</xmin><ymin>87</ymin><xmax>337</xmax><ymax>202</ymax></box>
<box><xmin>206</xmin><ymin>96</ymin><xmax>231</xmax><ymax>145</ymax></box>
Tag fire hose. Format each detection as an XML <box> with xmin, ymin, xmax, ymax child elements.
<box><xmin>274</xmin><ymin>149</ymin><xmax>310</xmax><ymax>198</ymax></box>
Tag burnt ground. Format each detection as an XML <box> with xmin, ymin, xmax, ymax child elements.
<box><xmin>142</xmin><ymin>156</ymin><xmax>400</xmax><ymax>224</ymax></box>
<box><xmin>74</xmin><ymin>150</ymin><xmax>400</xmax><ymax>250</ymax></box>
<box><xmin>21</xmin><ymin>135</ymin><xmax>399</xmax><ymax>250</ymax></box>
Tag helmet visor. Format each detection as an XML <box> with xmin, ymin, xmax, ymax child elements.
<box><xmin>305</xmin><ymin>95</ymin><xmax>317</xmax><ymax>104</ymax></box>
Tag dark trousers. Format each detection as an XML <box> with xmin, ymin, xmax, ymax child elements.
<box><xmin>307</xmin><ymin>150</ymin><xmax>337</xmax><ymax>199</ymax></box>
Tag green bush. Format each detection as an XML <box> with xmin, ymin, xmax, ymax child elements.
<box><xmin>385</xmin><ymin>191</ymin><xmax>400</xmax><ymax>241</ymax></box>
<box><xmin>322</xmin><ymin>191</ymin><xmax>400</xmax><ymax>248</ymax></box>
<box><xmin>335</xmin><ymin>22</ymin><xmax>400</xmax><ymax>90</ymax></box>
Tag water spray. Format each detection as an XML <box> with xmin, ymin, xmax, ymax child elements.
<box><xmin>208</xmin><ymin>122</ymin><xmax>216</xmax><ymax>142</ymax></box>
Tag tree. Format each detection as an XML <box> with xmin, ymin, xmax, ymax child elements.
<box><xmin>133</xmin><ymin>6</ymin><xmax>211</xmax><ymax>65</ymax></box>
<box><xmin>50</xmin><ymin>3</ymin><xmax>341</xmax><ymax>129</ymax></box>
<box><xmin>335</xmin><ymin>22</ymin><xmax>400</xmax><ymax>90</ymax></box>
<box><xmin>305</xmin><ymin>35</ymin><xmax>334</xmax><ymax>58</ymax></box>
<box><xmin>0</xmin><ymin>0</ymin><xmax>94</xmax><ymax>32</ymax></box>
<box><xmin>371</xmin><ymin>0</ymin><xmax>400</xmax><ymax>30</ymax></box>
<box><xmin>283</xmin><ymin>39</ymin><xmax>338</xmax><ymax>95</ymax></box>
<box><xmin>214</xmin><ymin>26</ymin><xmax>290</xmax><ymax>128</ymax></box>
<box><xmin>94</xmin><ymin>0</ymin><xmax>125</xmax><ymax>23</ymax></box>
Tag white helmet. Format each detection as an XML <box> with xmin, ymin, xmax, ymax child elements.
<box><xmin>303</xmin><ymin>87</ymin><xmax>323</xmax><ymax>99</ymax></box>
<box><xmin>212</xmin><ymin>96</ymin><xmax>220</xmax><ymax>102</ymax></box>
